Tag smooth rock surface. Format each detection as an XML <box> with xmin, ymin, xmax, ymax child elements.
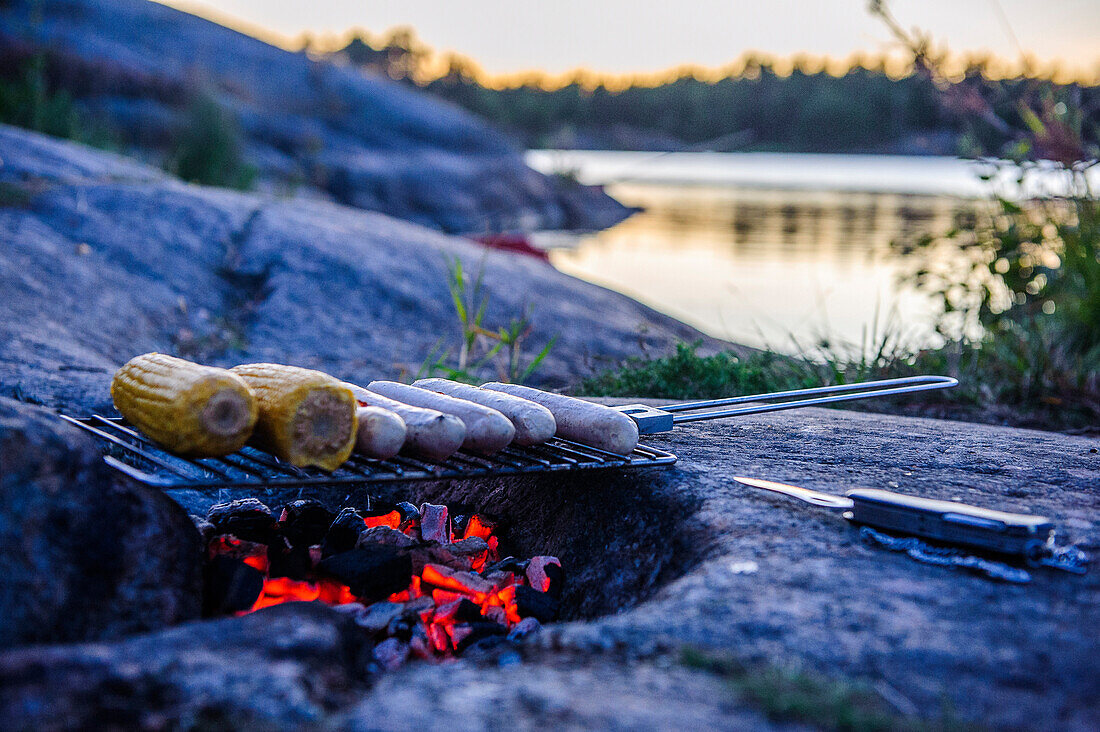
<box><xmin>339</xmin><ymin>657</ymin><xmax>774</xmax><ymax>731</ymax></box>
<box><xmin>0</xmin><ymin>603</ymin><xmax>368</xmax><ymax>730</ymax></box>
<box><xmin>0</xmin><ymin>124</ymin><xmax>719</xmax><ymax>412</ymax></box>
<box><xmin>384</xmin><ymin>404</ymin><xmax>1100</xmax><ymax>729</ymax></box>
<box><xmin>0</xmin><ymin>0</ymin><xmax>630</xmax><ymax>233</ymax></box>
<box><xmin>0</xmin><ymin>397</ymin><xmax>202</xmax><ymax>648</ymax></box>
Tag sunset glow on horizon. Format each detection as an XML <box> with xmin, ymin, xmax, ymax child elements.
<box><xmin>159</xmin><ymin>0</ymin><xmax>1100</xmax><ymax>86</ymax></box>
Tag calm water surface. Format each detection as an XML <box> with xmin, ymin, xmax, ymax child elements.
<box><xmin>527</xmin><ymin>151</ymin><xmax>987</xmax><ymax>354</ymax></box>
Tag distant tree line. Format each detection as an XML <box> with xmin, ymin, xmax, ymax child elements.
<box><xmin>332</xmin><ymin>32</ymin><xmax>1099</xmax><ymax>157</ymax></box>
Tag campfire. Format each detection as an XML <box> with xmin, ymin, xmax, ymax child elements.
<box><xmin>197</xmin><ymin>498</ymin><xmax>562</xmax><ymax>669</ymax></box>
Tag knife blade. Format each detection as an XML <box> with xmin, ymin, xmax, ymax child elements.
<box><xmin>731</xmin><ymin>476</ymin><xmax>854</xmax><ymax>509</ymax></box>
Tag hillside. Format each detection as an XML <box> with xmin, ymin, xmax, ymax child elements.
<box><xmin>0</xmin><ymin>0</ymin><xmax>630</xmax><ymax>233</ymax></box>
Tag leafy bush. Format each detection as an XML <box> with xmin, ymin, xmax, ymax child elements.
<box><xmin>0</xmin><ymin>56</ymin><xmax>80</xmax><ymax>140</ymax></box>
<box><xmin>873</xmin><ymin>0</ymin><xmax>1100</xmax><ymax>429</ymax></box>
<box><xmin>172</xmin><ymin>97</ymin><xmax>255</xmax><ymax>190</ymax></box>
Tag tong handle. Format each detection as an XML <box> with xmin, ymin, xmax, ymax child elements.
<box><xmin>665</xmin><ymin>375</ymin><xmax>958</xmax><ymax>425</ymax></box>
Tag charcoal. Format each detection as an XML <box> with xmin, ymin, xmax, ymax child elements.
<box><xmin>430</xmin><ymin>589</ymin><xmax>467</xmax><ymax>605</ymax></box>
<box><xmin>396</xmin><ymin>499</ymin><xmax>420</xmax><ymax>528</ymax></box>
<box><xmin>409</xmin><ymin>626</ymin><xmax>432</xmax><ymax>659</ymax></box>
<box><xmin>453</xmin><ymin>599</ymin><xmax>485</xmax><ymax>624</ymax></box>
<box><xmin>465</xmin><ymin>634</ymin><xmax>511</xmax><ymax>655</ymax></box>
<box><xmin>483</xmin><ymin>605</ymin><xmax>508</xmax><ymax>625</ymax></box>
<box><xmin>354</xmin><ymin>602</ymin><xmax>404</xmax><ymax>634</ymax></box>
<box><xmin>426</xmin><ymin>622</ymin><xmax>451</xmax><ymax>652</ymax></box>
<box><xmin>315</xmin><ymin>546</ymin><xmax>412</xmax><ymax>602</ymax></box>
<box><xmin>482</xmin><ymin>556</ymin><xmax>529</xmax><ymax>576</ymax></box>
<box><xmin>372</xmin><ymin>637</ymin><xmax>409</xmax><ymax>671</ymax></box>
<box><xmin>206</xmin><ymin>498</ymin><xmax>276</xmax><ymax>544</ymax></box>
<box><xmin>507</xmin><ymin>617</ymin><xmax>542</xmax><ymax>641</ymax></box>
<box><xmin>401</xmin><ymin>596</ymin><xmax>436</xmax><ymax>619</ymax></box>
<box><xmin>526</xmin><ymin>556</ymin><xmax>564</xmax><ymax>598</ymax></box>
<box><xmin>419</xmin><ymin>503</ymin><xmax>450</xmax><ymax>543</ymax></box>
<box><xmin>386</xmin><ymin>615</ymin><xmax>414</xmax><ymax>641</ymax></box>
<box><xmin>483</xmin><ymin>570</ymin><xmax>515</xmax><ymax>592</ymax></box>
<box><xmin>513</xmin><ymin>585</ymin><xmax>559</xmax><ymax>623</ymax></box>
<box><xmin>279</xmin><ymin>499</ymin><xmax>335</xmax><ymax>548</ymax></box>
<box><xmin>208</xmin><ymin>536</ymin><xmax>268</xmax><ymax>565</ymax></box>
<box><xmin>266</xmin><ymin>536</ymin><xmax>313</xmax><ymax>580</ymax></box>
<box><xmin>363</xmin><ymin>500</ymin><xmax>398</xmax><ymax>516</ymax></box>
<box><xmin>543</xmin><ymin>564</ymin><xmax>564</xmax><ymax>599</ymax></box>
<box><xmin>434</xmin><ymin>598</ymin><xmax>484</xmax><ymax>625</ymax></box>
<box><xmin>357</xmin><ymin>525</ymin><xmax>416</xmax><ymax>549</ymax></box>
<box><xmin>447</xmin><ymin>536</ymin><xmax>489</xmax><ymax>557</ymax></box>
<box><xmin>451</xmin><ymin>514</ymin><xmax>469</xmax><ymax>537</ymax></box>
<box><xmin>362</xmin><ymin>505</ymin><xmax>401</xmax><ymax>529</ymax></box>
<box><xmin>453</xmin><ymin>622</ymin><xmax>508</xmax><ymax>654</ymax></box>
<box><xmin>203</xmin><ymin>555</ymin><xmax>264</xmax><ymax>616</ymax></box>
<box><xmin>462</xmin><ymin>514</ymin><xmax>497</xmax><ymax>540</ymax></box>
<box><xmin>408</xmin><ymin>544</ymin><xmax>472</xmax><ymax>573</ymax></box>
<box><xmin>321</xmin><ymin>507</ymin><xmax>365</xmax><ymax>558</ymax></box>
<box><xmin>421</xmin><ymin>564</ymin><xmax>495</xmax><ymax>596</ymax></box>
<box><xmin>332</xmin><ymin>602</ymin><xmax>367</xmax><ymax>616</ymax></box>
<box><xmin>190</xmin><ymin>515</ymin><xmax>215</xmax><ymax>544</ymax></box>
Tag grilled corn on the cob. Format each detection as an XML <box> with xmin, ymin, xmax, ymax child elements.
<box><xmin>111</xmin><ymin>353</ymin><xmax>258</xmax><ymax>457</ymax></box>
<box><xmin>230</xmin><ymin>363</ymin><xmax>358</xmax><ymax>471</ymax></box>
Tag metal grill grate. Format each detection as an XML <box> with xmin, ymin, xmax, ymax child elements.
<box><xmin>63</xmin><ymin>415</ymin><xmax>677</xmax><ymax>489</ymax></box>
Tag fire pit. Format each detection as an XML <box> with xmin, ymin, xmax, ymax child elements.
<box><xmin>198</xmin><ymin>496</ymin><xmax>561</xmax><ymax>669</ymax></box>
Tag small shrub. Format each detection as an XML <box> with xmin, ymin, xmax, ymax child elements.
<box><xmin>418</xmin><ymin>256</ymin><xmax>556</xmax><ymax>384</ymax></box>
<box><xmin>0</xmin><ymin>57</ymin><xmax>80</xmax><ymax>140</ymax></box>
<box><xmin>172</xmin><ymin>97</ymin><xmax>256</xmax><ymax>190</ymax></box>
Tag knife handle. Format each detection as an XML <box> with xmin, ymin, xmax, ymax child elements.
<box><xmin>845</xmin><ymin>489</ymin><xmax>1055</xmax><ymax>556</ymax></box>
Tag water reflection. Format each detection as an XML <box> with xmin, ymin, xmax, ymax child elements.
<box><xmin>545</xmin><ymin>183</ymin><xmax>972</xmax><ymax>354</ymax></box>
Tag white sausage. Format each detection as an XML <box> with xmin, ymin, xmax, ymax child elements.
<box><xmin>480</xmin><ymin>382</ymin><xmax>639</xmax><ymax>455</ymax></box>
<box><xmin>367</xmin><ymin>381</ymin><xmax>515</xmax><ymax>455</ymax></box>
<box><xmin>353</xmin><ymin>405</ymin><xmax>407</xmax><ymax>460</ymax></box>
<box><xmin>344</xmin><ymin>383</ymin><xmax>465</xmax><ymax>462</ymax></box>
<box><xmin>413</xmin><ymin>378</ymin><xmax>556</xmax><ymax>446</ymax></box>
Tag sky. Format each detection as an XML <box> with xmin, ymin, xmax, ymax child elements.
<box><xmin>161</xmin><ymin>0</ymin><xmax>1100</xmax><ymax>80</ymax></box>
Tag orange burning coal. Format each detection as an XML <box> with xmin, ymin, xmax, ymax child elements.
<box><xmin>202</xmin><ymin>499</ymin><xmax>561</xmax><ymax>662</ymax></box>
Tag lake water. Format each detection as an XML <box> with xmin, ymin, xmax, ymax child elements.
<box><xmin>526</xmin><ymin>150</ymin><xmax>998</xmax><ymax>355</ymax></box>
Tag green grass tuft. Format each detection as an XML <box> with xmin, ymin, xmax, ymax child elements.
<box><xmin>574</xmin><ymin>338</ymin><xmax>1099</xmax><ymax>434</ymax></box>
<box><xmin>680</xmin><ymin>647</ymin><xmax>976</xmax><ymax>731</ymax></box>
<box><xmin>578</xmin><ymin>342</ymin><xmax>824</xmax><ymax>400</ymax></box>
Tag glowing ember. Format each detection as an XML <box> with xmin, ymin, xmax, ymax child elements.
<box><xmin>363</xmin><ymin>510</ymin><xmax>401</xmax><ymax>530</ymax></box>
<box><xmin>202</xmin><ymin>498</ymin><xmax>561</xmax><ymax>663</ymax></box>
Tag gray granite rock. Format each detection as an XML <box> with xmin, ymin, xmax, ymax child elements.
<box><xmin>0</xmin><ymin>124</ymin><xmax>718</xmax><ymax>412</ymax></box>
<box><xmin>0</xmin><ymin>0</ymin><xmax>630</xmax><ymax>234</ymax></box>
<box><xmin>337</xmin><ymin>657</ymin><xmax>775</xmax><ymax>731</ymax></box>
<box><xmin>0</xmin><ymin>397</ymin><xmax>202</xmax><ymax>649</ymax></box>
<box><xmin>0</xmin><ymin>603</ymin><xmax>369</xmax><ymax>730</ymax></box>
<box><xmin>399</xmin><ymin>405</ymin><xmax>1100</xmax><ymax>729</ymax></box>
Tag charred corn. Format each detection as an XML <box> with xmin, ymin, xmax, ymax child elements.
<box><xmin>111</xmin><ymin>353</ymin><xmax>258</xmax><ymax>457</ymax></box>
<box><xmin>229</xmin><ymin>363</ymin><xmax>358</xmax><ymax>471</ymax></box>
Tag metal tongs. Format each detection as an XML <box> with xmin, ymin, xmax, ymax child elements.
<box><xmin>616</xmin><ymin>375</ymin><xmax>958</xmax><ymax>434</ymax></box>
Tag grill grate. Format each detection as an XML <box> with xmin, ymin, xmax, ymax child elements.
<box><xmin>63</xmin><ymin>415</ymin><xmax>677</xmax><ymax>489</ymax></box>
